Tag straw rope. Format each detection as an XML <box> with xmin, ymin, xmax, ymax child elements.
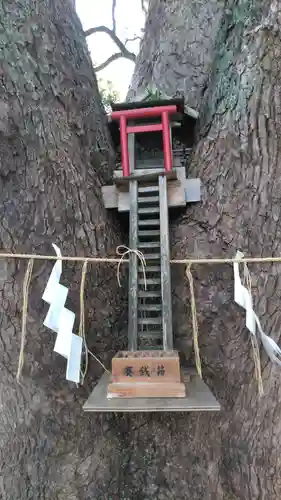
<box><xmin>78</xmin><ymin>260</ymin><xmax>110</xmax><ymax>380</ymax></box>
<box><xmin>2</xmin><ymin>251</ymin><xmax>281</xmax><ymax>265</ymax></box>
<box><xmin>17</xmin><ymin>259</ymin><xmax>34</xmax><ymax>382</ymax></box>
<box><xmin>242</xmin><ymin>262</ymin><xmax>264</xmax><ymax>396</ymax></box>
<box><xmin>79</xmin><ymin>260</ymin><xmax>88</xmax><ymax>384</ymax></box>
<box><xmin>116</xmin><ymin>245</ymin><xmax>147</xmax><ymax>288</ymax></box>
<box><xmin>185</xmin><ymin>264</ymin><xmax>202</xmax><ymax>378</ymax></box>
<box><xmin>5</xmin><ymin>249</ymin><xmax>280</xmax><ymax>386</ymax></box>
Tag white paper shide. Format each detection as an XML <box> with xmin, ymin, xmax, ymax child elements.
<box><xmin>234</xmin><ymin>250</ymin><xmax>281</xmax><ymax>366</ymax></box>
<box><xmin>42</xmin><ymin>244</ymin><xmax>82</xmax><ymax>383</ymax></box>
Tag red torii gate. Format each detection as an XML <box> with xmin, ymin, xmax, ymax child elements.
<box><xmin>111</xmin><ymin>104</ymin><xmax>177</xmax><ymax>177</ymax></box>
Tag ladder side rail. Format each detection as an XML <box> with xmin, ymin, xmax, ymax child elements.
<box><xmin>159</xmin><ymin>175</ymin><xmax>173</xmax><ymax>350</ymax></box>
<box><xmin>128</xmin><ymin>133</ymin><xmax>138</xmax><ymax>350</ymax></box>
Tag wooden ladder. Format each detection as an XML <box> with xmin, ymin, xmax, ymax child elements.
<box><xmin>128</xmin><ymin>163</ymin><xmax>173</xmax><ymax>351</ymax></box>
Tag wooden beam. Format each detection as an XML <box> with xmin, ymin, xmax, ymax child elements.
<box><xmin>111</xmin><ymin>105</ymin><xmax>177</xmax><ymax>120</ymax></box>
<box><xmin>101</xmin><ymin>185</ymin><xmax>118</xmax><ymax>208</ymax></box>
<box><xmin>83</xmin><ymin>370</ymin><xmax>221</xmax><ymax>412</ymax></box>
<box><xmin>104</xmin><ymin>176</ymin><xmax>201</xmax><ymax>210</ymax></box>
<box><xmin>114</xmin><ymin>170</ymin><xmax>177</xmax><ymax>185</ymax></box>
<box><xmin>128</xmin><ymin>134</ymin><xmax>138</xmax><ymax>351</ymax></box>
<box><xmin>159</xmin><ymin>175</ymin><xmax>173</xmax><ymax>350</ymax></box>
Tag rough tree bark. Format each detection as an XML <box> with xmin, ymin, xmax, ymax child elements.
<box><xmin>128</xmin><ymin>0</ymin><xmax>223</xmax><ymax>110</ymax></box>
<box><xmin>128</xmin><ymin>0</ymin><xmax>281</xmax><ymax>499</ymax></box>
<box><xmin>0</xmin><ymin>1</ymin><xmax>127</xmax><ymax>498</ymax></box>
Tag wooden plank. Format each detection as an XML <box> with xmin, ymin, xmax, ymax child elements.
<box><xmin>138</xmin><ymin>265</ymin><xmax>161</xmax><ymax>272</ymax></box>
<box><xmin>112</xmin><ymin>167</ymin><xmax>187</xmax><ymax>212</ymax></box>
<box><xmin>138</xmin><ymin>317</ymin><xmax>162</xmax><ymax>325</ymax></box>
<box><xmin>108</xmin><ymin>381</ymin><xmax>186</xmax><ymax>398</ymax></box>
<box><xmin>116</xmin><ymin>182</ymin><xmax>187</xmax><ymax>212</ymax></box>
<box><xmin>139</xmin><ymin>304</ymin><xmax>162</xmax><ymax>311</ymax></box>
<box><xmin>114</xmin><ymin>167</ymin><xmax>162</xmax><ymax>179</ymax></box>
<box><xmin>83</xmin><ymin>369</ymin><xmax>221</xmax><ymax>412</ymax></box>
<box><xmin>114</xmin><ymin>170</ymin><xmax>177</xmax><ymax>184</ymax></box>
<box><xmin>115</xmin><ymin>173</ymin><xmax>192</xmax><ymax>213</ymax></box>
<box><xmin>138</xmin><ymin>219</ymin><xmax>160</xmax><ymax>226</ymax></box>
<box><xmin>111</xmin><ymin>350</ymin><xmax>181</xmax><ymax>383</ymax></box>
<box><xmin>101</xmin><ymin>185</ymin><xmax>118</xmax><ymax>209</ymax></box>
<box><xmin>167</xmin><ymin>180</ymin><xmax>185</xmax><ymax>207</ymax></box>
<box><xmin>128</xmin><ymin>133</ymin><xmax>138</xmax><ymax>351</ymax></box>
<box><xmin>138</xmin><ymin>207</ymin><xmax>160</xmax><ymax>214</ymax></box>
<box><xmin>114</xmin><ymin>166</ymin><xmax>185</xmax><ymax>179</ymax></box>
<box><xmin>138</xmin><ymin>196</ymin><xmax>160</xmax><ymax>204</ymax></box>
<box><xmin>118</xmin><ymin>190</ymin><xmax>130</xmax><ymax>212</ymax></box>
<box><xmin>138</xmin><ymin>230</ymin><xmax>161</xmax><ymax>237</ymax></box>
<box><xmin>138</xmin><ymin>185</ymin><xmax>159</xmax><ymax>193</ymax></box>
<box><xmin>138</xmin><ymin>332</ymin><xmax>163</xmax><ymax>340</ymax></box>
<box><xmin>138</xmin><ymin>242</ymin><xmax>160</xmax><ymax>248</ymax></box>
<box><xmin>159</xmin><ymin>175</ymin><xmax>173</xmax><ymax>350</ymax></box>
<box><xmin>140</xmin><ymin>253</ymin><xmax>161</xmax><ymax>260</ymax></box>
<box><xmin>139</xmin><ymin>278</ymin><xmax>161</xmax><ymax>285</ymax></box>
<box><xmin>139</xmin><ymin>290</ymin><xmax>161</xmax><ymax>298</ymax></box>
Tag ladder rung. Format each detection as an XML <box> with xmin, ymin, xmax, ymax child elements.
<box><xmin>139</xmin><ymin>304</ymin><xmax>162</xmax><ymax>311</ymax></box>
<box><xmin>138</xmin><ymin>265</ymin><xmax>161</xmax><ymax>272</ymax></box>
<box><xmin>138</xmin><ymin>241</ymin><xmax>160</xmax><ymax>248</ymax></box>
<box><xmin>138</xmin><ymin>196</ymin><xmax>159</xmax><ymax>204</ymax></box>
<box><xmin>142</xmin><ymin>253</ymin><xmax>161</xmax><ymax>260</ymax></box>
<box><xmin>138</xmin><ymin>186</ymin><xmax>159</xmax><ymax>193</ymax></box>
<box><xmin>138</xmin><ymin>207</ymin><xmax>160</xmax><ymax>214</ymax></box>
<box><xmin>139</xmin><ymin>291</ymin><xmax>161</xmax><ymax>298</ymax></box>
<box><xmin>139</xmin><ymin>278</ymin><xmax>161</xmax><ymax>285</ymax></box>
<box><xmin>138</xmin><ymin>219</ymin><xmax>160</xmax><ymax>226</ymax></box>
<box><xmin>138</xmin><ymin>331</ymin><xmax>162</xmax><ymax>339</ymax></box>
<box><xmin>139</xmin><ymin>317</ymin><xmax>162</xmax><ymax>325</ymax></box>
<box><xmin>138</xmin><ymin>230</ymin><xmax>160</xmax><ymax>237</ymax></box>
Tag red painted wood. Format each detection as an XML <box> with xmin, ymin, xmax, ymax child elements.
<box><xmin>119</xmin><ymin>115</ymin><xmax>130</xmax><ymax>177</ymax></box>
<box><xmin>112</xmin><ymin>105</ymin><xmax>176</xmax><ymax>176</ymax></box>
<box><xmin>162</xmin><ymin>111</ymin><xmax>172</xmax><ymax>172</ymax></box>
<box><xmin>111</xmin><ymin>105</ymin><xmax>177</xmax><ymax>120</ymax></box>
<box><xmin>126</xmin><ymin>123</ymin><xmax>163</xmax><ymax>134</ymax></box>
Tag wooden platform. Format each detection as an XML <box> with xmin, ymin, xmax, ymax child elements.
<box><xmin>102</xmin><ymin>169</ymin><xmax>201</xmax><ymax>212</ymax></box>
<box><xmin>83</xmin><ymin>370</ymin><xmax>220</xmax><ymax>413</ymax></box>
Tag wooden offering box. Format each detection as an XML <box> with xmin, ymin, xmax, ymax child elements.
<box><xmin>107</xmin><ymin>350</ymin><xmax>186</xmax><ymax>399</ymax></box>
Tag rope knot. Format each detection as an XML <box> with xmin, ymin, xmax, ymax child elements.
<box><xmin>116</xmin><ymin>245</ymin><xmax>147</xmax><ymax>289</ymax></box>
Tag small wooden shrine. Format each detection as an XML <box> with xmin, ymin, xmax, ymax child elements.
<box><xmin>84</xmin><ymin>98</ymin><xmax>220</xmax><ymax>412</ymax></box>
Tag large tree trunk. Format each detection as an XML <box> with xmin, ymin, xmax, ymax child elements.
<box><xmin>128</xmin><ymin>0</ymin><xmax>223</xmax><ymax>110</ymax></box>
<box><xmin>2</xmin><ymin>0</ymin><xmax>281</xmax><ymax>499</ymax></box>
<box><xmin>127</xmin><ymin>1</ymin><xmax>281</xmax><ymax>499</ymax></box>
<box><xmin>0</xmin><ymin>1</ymin><xmax>127</xmax><ymax>498</ymax></box>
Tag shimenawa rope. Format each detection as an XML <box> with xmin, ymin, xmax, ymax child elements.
<box><xmin>185</xmin><ymin>264</ymin><xmax>202</xmax><ymax>378</ymax></box>
<box><xmin>10</xmin><ymin>248</ymin><xmax>281</xmax><ymax>387</ymax></box>
<box><xmin>3</xmin><ymin>251</ymin><xmax>281</xmax><ymax>265</ymax></box>
<box><xmin>78</xmin><ymin>260</ymin><xmax>110</xmax><ymax>381</ymax></box>
<box><xmin>17</xmin><ymin>259</ymin><xmax>34</xmax><ymax>382</ymax></box>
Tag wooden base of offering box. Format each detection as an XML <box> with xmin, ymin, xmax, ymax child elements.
<box><xmin>107</xmin><ymin>350</ymin><xmax>186</xmax><ymax>399</ymax></box>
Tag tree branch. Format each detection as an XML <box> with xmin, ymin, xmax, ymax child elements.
<box><xmin>125</xmin><ymin>35</ymin><xmax>142</xmax><ymax>45</ymax></box>
<box><xmin>84</xmin><ymin>26</ymin><xmax>136</xmax><ymax>67</ymax></box>
<box><xmin>94</xmin><ymin>53</ymin><xmax>127</xmax><ymax>72</ymax></box>
<box><xmin>112</xmin><ymin>0</ymin><xmax>117</xmax><ymax>32</ymax></box>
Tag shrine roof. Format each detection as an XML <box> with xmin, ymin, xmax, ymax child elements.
<box><xmin>111</xmin><ymin>97</ymin><xmax>185</xmax><ymax>114</ymax></box>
